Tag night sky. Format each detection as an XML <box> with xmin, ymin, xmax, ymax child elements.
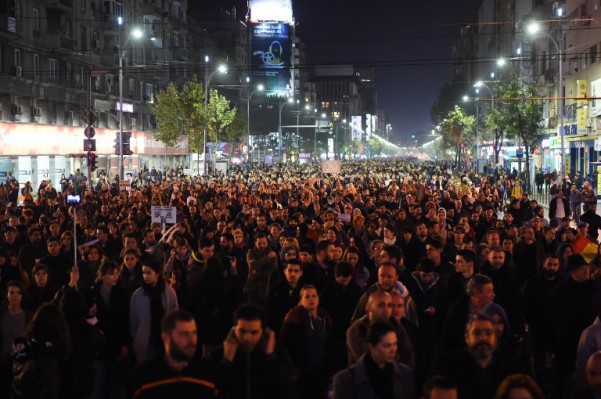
<box><xmin>193</xmin><ymin>0</ymin><xmax>479</xmax><ymax>143</ymax></box>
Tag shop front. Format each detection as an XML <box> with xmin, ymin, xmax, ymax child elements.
<box><xmin>0</xmin><ymin>122</ymin><xmax>188</xmax><ymax>191</ymax></box>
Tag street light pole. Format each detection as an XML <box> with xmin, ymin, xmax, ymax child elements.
<box><xmin>202</xmin><ymin>61</ymin><xmax>227</xmax><ymax>175</ymax></box>
<box><xmin>117</xmin><ymin>21</ymin><xmax>143</xmax><ymax>181</ymax></box>
<box><xmin>118</xmin><ymin>52</ymin><xmax>124</xmax><ymax>180</ymax></box>
<box><xmin>246</xmin><ymin>85</ymin><xmax>264</xmax><ymax>165</ymax></box>
<box><xmin>559</xmin><ymin>34</ymin><xmax>565</xmax><ymax>178</ymax></box>
<box><xmin>278</xmin><ymin>97</ymin><xmax>292</xmax><ymax>163</ymax></box>
<box><xmin>528</xmin><ymin>22</ymin><xmax>565</xmax><ymax>177</ymax></box>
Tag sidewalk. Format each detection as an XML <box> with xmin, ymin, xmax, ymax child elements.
<box><xmin>528</xmin><ymin>190</ymin><xmax>601</xmax><ymax>218</ymax></box>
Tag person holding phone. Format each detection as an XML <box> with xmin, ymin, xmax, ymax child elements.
<box><xmin>218</xmin><ymin>304</ymin><xmax>296</xmax><ymax>399</ymax></box>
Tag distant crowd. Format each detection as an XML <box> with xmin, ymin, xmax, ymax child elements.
<box><xmin>0</xmin><ymin>159</ymin><xmax>599</xmax><ymax>399</ymax></box>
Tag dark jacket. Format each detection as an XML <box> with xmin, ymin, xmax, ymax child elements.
<box><xmin>86</xmin><ymin>281</ymin><xmax>130</xmax><ymax>362</ymax></box>
<box><xmin>265</xmin><ymin>281</ymin><xmax>303</xmax><ymax>334</ymax></box>
<box><xmin>432</xmin><ymin>348</ymin><xmax>524</xmax><ymax>399</ymax></box>
<box><xmin>549</xmin><ymin>197</ymin><xmax>571</xmax><ymax>220</ymax></box>
<box><xmin>189</xmin><ymin>266</ymin><xmax>240</xmax><ymax>346</ymax></box>
<box><xmin>218</xmin><ymin>344</ymin><xmax>296</xmax><ymax>399</ymax></box>
<box><xmin>11</xmin><ymin>337</ymin><xmax>61</xmax><ymax>399</ymax></box>
<box><xmin>131</xmin><ymin>357</ymin><xmax>218</xmax><ymax>399</ymax></box>
<box><xmin>280</xmin><ymin>305</ymin><xmax>332</xmax><ymax>372</ymax></box>
<box><xmin>332</xmin><ymin>353</ymin><xmax>415</xmax><ymax>399</ymax></box>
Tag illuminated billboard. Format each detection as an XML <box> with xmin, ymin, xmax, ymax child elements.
<box><xmin>251</xmin><ymin>23</ymin><xmax>292</xmax><ymax>96</ymax></box>
<box><xmin>366</xmin><ymin>114</ymin><xmax>372</xmax><ymax>138</ymax></box>
<box><xmin>351</xmin><ymin>116</ymin><xmax>362</xmax><ymax>140</ymax></box>
<box><xmin>250</xmin><ymin>0</ymin><xmax>294</xmax><ymax>24</ymax></box>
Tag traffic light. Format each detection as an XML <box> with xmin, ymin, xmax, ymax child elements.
<box><xmin>87</xmin><ymin>152</ymin><xmax>98</xmax><ymax>172</ymax></box>
<box><xmin>122</xmin><ymin>131</ymin><xmax>133</xmax><ymax>155</ymax></box>
<box><xmin>114</xmin><ymin>131</ymin><xmax>133</xmax><ymax>155</ymax></box>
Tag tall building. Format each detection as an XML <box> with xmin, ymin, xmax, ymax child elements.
<box><xmin>0</xmin><ymin>0</ymin><xmax>201</xmax><ymax>187</ymax></box>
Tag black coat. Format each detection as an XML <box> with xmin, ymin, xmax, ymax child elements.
<box><xmin>549</xmin><ymin>197</ymin><xmax>571</xmax><ymax>220</ymax></box>
<box><xmin>189</xmin><ymin>273</ymin><xmax>240</xmax><ymax>346</ymax></box>
<box><xmin>218</xmin><ymin>345</ymin><xmax>297</xmax><ymax>399</ymax></box>
<box><xmin>131</xmin><ymin>357</ymin><xmax>218</xmax><ymax>399</ymax></box>
<box><xmin>549</xmin><ymin>278</ymin><xmax>598</xmax><ymax>375</ymax></box>
<box><xmin>265</xmin><ymin>281</ymin><xmax>303</xmax><ymax>334</ymax></box>
<box><xmin>87</xmin><ymin>282</ymin><xmax>130</xmax><ymax>362</ymax></box>
<box><xmin>431</xmin><ymin>348</ymin><xmax>524</xmax><ymax>399</ymax></box>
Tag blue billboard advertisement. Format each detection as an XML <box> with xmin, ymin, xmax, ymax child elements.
<box><xmin>251</xmin><ymin>23</ymin><xmax>292</xmax><ymax>96</ymax></box>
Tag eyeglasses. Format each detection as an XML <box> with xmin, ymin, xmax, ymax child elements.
<box><xmin>285</xmin><ymin>252</ymin><xmax>297</xmax><ymax>256</ymax></box>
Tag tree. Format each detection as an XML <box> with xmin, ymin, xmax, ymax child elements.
<box><xmin>151</xmin><ymin>78</ymin><xmax>239</xmax><ymax>174</ymax></box>
<box><xmin>367</xmin><ymin>137</ymin><xmax>382</xmax><ymax>158</ymax></box>
<box><xmin>492</xmin><ymin>78</ymin><xmax>545</xmax><ymax>192</ymax></box>
<box><xmin>439</xmin><ymin>106</ymin><xmax>475</xmax><ymax>169</ymax></box>
<box><xmin>431</xmin><ymin>81</ymin><xmax>470</xmax><ymax>125</ymax></box>
<box><xmin>151</xmin><ymin>83</ymin><xmax>183</xmax><ymax>148</ymax></box>
<box><xmin>483</xmin><ymin>105</ymin><xmax>506</xmax><ymax>165</ymax></box>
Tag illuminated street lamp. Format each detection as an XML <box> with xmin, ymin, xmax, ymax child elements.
<box><xmin>528</xmin><ymin>20</ymin><xmax>565</xmax><ymax>177</ymax></box>
<box><xmin>203</xmin><ymin>59</ymin><xmax>227</xmax><ymax>174</ymax></box>
<box><xmin>118</xmin><ymin>21</ymin><xmax>143</xmax><ymax>180</ymax></box>
<box><xmin>246</xmin><ymin>84</ymin><xmax>264</xmax><ymax>164</ymax></box>
<box><xmin>463</xmin><ymin>95</ymin><xmax>480</xmax><ymax>169</ymax></box>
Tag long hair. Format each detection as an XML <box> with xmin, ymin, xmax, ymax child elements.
<box><xmin>25</xmin><ymin>303</ymin><xmax>70</xmax><ymax>361</ymax></box>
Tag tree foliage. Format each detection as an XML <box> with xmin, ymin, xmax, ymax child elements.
<box><xmin>202</xmin><ymin>89</ymin><xmax>237</xmax><ymax>145</ymax></box>
<box><xmin>439</xmin><ymin>105</ymin><xmax>476</xmax><ymax>169</ymax></box>
<box><xmin>151</xmin><ymin>83</ymin><xmax>183</xmax><ymax>148</ymax></box>
<box><xmin>431</xmin><ymin>81</ymin><xmax>470</xmax><ymax>125</ymax></box>
<box><xmin>151</xmin><ymin>78</ymin><xmax>239</xmax><ymax>158</ymax></box>
<box><xmin>491</xmin><ymin>78</ymin><xmax>545</xmax><ymax>190</ymax></box>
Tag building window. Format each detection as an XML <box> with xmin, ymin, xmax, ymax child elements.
<box><xmin>590</xmin><ymin>44</ymin><xmax>598</xmax><ymax>64</ymax></box>
<box><xmin>32</xmin><ymin>9</ymin><xmax>39</xmax><ymax>33</ymax></box>
<box><xmin>14</xmin><ymin>0</ymin><xmax>21</xmax><ymax>21</ymax></box>
<box><xmin>80</xmin><ymin>26</ymin><xmax>87</xmax><ymax>51</ymax></box>
<box><xmin>33</xmin><ymin>54</ymin><xmax>39</xmax><ymax>78</ymax></box>
<box><xmin>49</xmin><ymin>58</ymin><xmax>58</xmax><ymax>80</ymax></box>
<box><xmin>65</xmin><ymin>62</ymin><xmax>71</xmax><ymax>85</ymax></box>
<box><xmin>14</xmin><ymin>49</ymin><xmax>21</xmax><ymax>66</ymax></box>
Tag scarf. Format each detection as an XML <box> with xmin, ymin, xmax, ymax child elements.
<box><xmin>142</xmin><ymin>280</ymin><xmax>166</xmax><ymax>357</ymax></box>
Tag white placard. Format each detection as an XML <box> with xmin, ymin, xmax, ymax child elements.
<box><xmin>151</xmin><ymin>206</ymin><xmax>177</xmax><ymax>224</ymax></box>
<box><xmin>321</xmin><ymin>160</ymin><xmax>342</xmax><ymax>175</ymax></box>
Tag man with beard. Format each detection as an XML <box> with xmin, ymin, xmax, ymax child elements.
<box><xmin>131</xmin><ymin>310</ymin><xmax>218</xmax><ymax>398</ymax></box>
<box><xmin>219</xmin><ymin>304</ymin><xmax>295</xmax><ymax>399</ymax></box>
<box><xmin>509</xmin><ymin>227</ymin><xmax>539</xmax><ymax>280</ymax></box>
<box><xmin>18</xmin><ymin>227</ymin><xmax>48</xmax><ymax>275</ymax></box>
<box><xmin>432</xmin><ymin>313</ymin><xmax>523</xmax><ymax>399</ymax></box>
<box><xmin>523</xmin><ymin>254</ymin><xmax>563</xmax><ymax>380</ymax></box>
<box><xmin>244</xmin><ymin>232</ymin><xmax>278</xmax><ymax>306</ymax></box>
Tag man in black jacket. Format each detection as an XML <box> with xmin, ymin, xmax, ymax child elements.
<box><xmin>549</xmin><ymin>190</ymin><xmax>571</xmax><ymax>224</ymax></box>
<box><xmin>219</xmin><ymin>304</ymin><xmax>296</xmax><ymax>399</ymax></box>
<box><xmin>265</xmin><ymin>259</ymin><xmax>304</xmax><ymax>334</ymax></box>
<box><xmin>131</xmin><ymin>310</ymin><xmax>218</xmax><ymax>399</ymax></box>
<box><xmin>432</xmin><ymin>313</ymin><xmax>523</xmax><ymax>399</ymax></box>
<box><xmin>523</xmin><ymin>254</ymin><xmax>563</xmax><ymax>380</ymax></box>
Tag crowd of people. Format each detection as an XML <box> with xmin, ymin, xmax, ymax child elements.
<box><xmin>0</xmin><ymin>158</ymin><xmax>600</xmax><ymax>399</ymax></box>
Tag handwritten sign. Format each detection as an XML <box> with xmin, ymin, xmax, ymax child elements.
<box><xmin>151</xmin><ymin>206</ymin><xmax>177</xmax><ymax>225</ymax></box>
<box><xmin>321</xmin><ymin>160</ymin><xmax>342</xmax><ymax>175</ymax></box>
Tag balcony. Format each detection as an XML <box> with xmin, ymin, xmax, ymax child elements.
<box><xmin>44</xmin><ymin>33</ymin><xmax>76</xmax><ymax>53</ymax></box>
<box><xmin>43</xmin><ymin>0</ymin><xmax>74</xmax><ymax>12</ymax></box>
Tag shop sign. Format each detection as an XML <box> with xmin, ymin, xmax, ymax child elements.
<box><xmin>94</xmin><ymin>99</ymin><xmax>109</xmax><ymax>112</ymax></box>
